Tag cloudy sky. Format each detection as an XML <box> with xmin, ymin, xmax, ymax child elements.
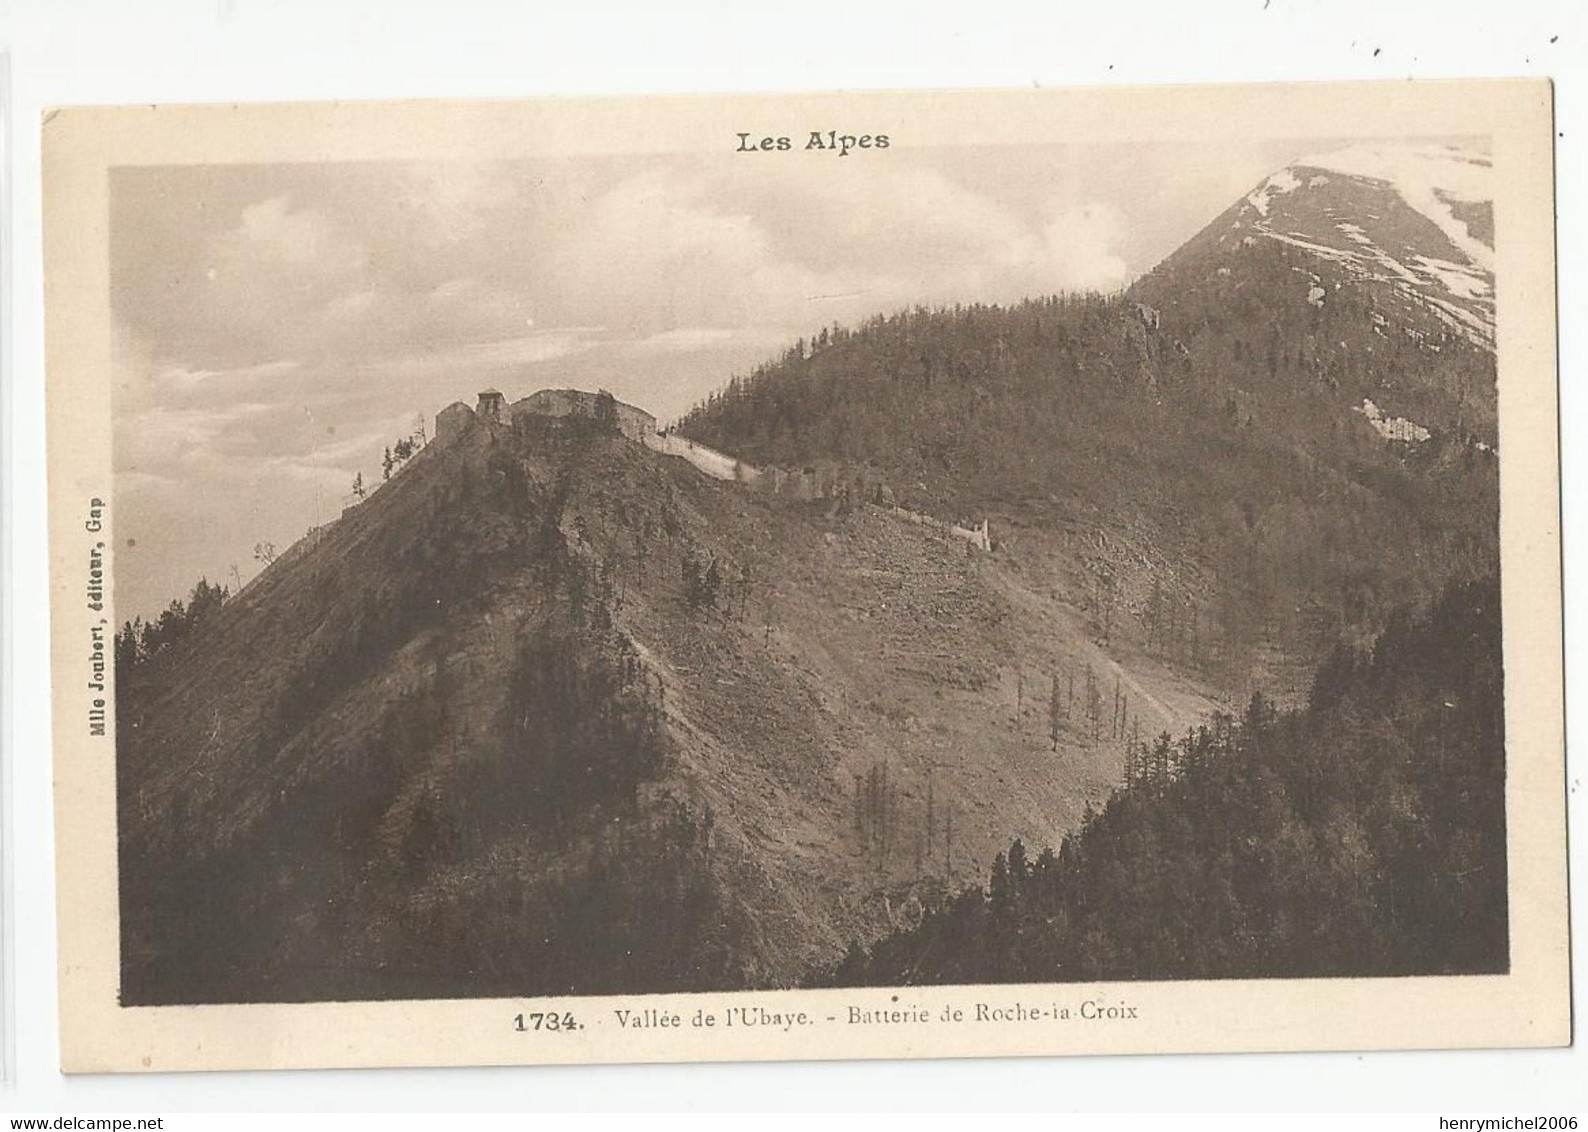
<box><xmin>112</xmin><ymin>136</ymin><xmax>1342</xmax><ymax>618</ymax></box>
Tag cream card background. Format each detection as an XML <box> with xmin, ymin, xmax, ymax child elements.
<box><xmin>4</xmin><ymin>0</ymin><xmax>1584</xmax><ymax>1111</ymax></box>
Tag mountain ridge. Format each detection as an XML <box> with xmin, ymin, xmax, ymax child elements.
<box><xmin>116</xmin><ymin>147</ymin><xmax>1503</xmax><ymax>1000</ymax></box>
<box><xmin>120</xmin><ymin>408</ymin><xmax>1222</xmax><ymax>1001</ymax></box>
<box><xmin>1195</xmin><ymin>143</ymin><xmax>1495</xmax><ymax>351</ymax></box>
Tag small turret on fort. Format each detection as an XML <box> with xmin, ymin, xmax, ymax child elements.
<box><xmin>477</xmin><ymin>388</ymin><xmax>506</xmax><ymax>422</ymax></box>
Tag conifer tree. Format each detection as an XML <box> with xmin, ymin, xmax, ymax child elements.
<box><xmin>1048</xmin><ymin>674</ymin><xmax>1063</xmax><ymax>751</ymax></box>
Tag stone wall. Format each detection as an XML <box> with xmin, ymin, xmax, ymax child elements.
<box><xmin>881</xmin><ymin>505</ymin><xmax>991</xmax><ymax>552</ymax></box>
<box><xmin>511</xmin><ymin>388</ymin><xmax>657</xmax><ymax>443</ymax></box>
<box><xmin>649</xmin><ymin>431</ymin><xmax>992</xmax><ymax>551</ymax></box>
<box><xmin>435</xmin><ymin>401</ymin><xmax>475</xmax><ymax>443</ymax></box>
<box><xmin>644</xmin><ymin>431</ymin><xmax>760</xmax><ymax>483</ymax></box>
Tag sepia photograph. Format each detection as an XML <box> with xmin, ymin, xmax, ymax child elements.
<box><xmin>41</xmin><ymin>80</ymin><xmax>1567</xmax><ymax>1072</ymax></box>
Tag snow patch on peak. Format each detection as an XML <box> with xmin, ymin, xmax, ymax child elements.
<box><xmin>1335</xmin><ymin>222</ymin><xmax>1373</xmax><ymax>246</ymax></box>
<box><xmin>1293</xmin><ymin>143</ymin><xmax>1494</xmax><ymax>271</ymax></box>
<box><xmin>1223</xmin><ymin>143</ymin><xmax>1497</xmax><ymax>351</ymax></box>
<box><xmin>1246</xmin><ymin>168</ymin><xmax>1302</xmax><ymax>217</ymax></box>
<box><xmin>1357</xmin><ymin>399</ymin><xmax>1431</xmax><ymax>443</ymax></box>
<box><xmin>1410</xmin><ymin>254</ymin><xmax>1491</xmax><ymax>301</ymax></box>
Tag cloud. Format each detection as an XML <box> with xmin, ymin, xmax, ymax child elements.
<box><xmin>361</xmin><ymin>328</ymin><xmax>610</xmax><ymax>381</ymax></box>
<box><xmin>533</xmin><ymin>168</ymin><xmax>798</xmax><ymax>333</ymax></box>
<box><xmin>516</xmin><ymin>160</ymin><xmax>1138</xmax><ymax>348</ymax></box>
<box><xmin>117</xmin><ymin>402</ymin><xmax>280</xmax><ymax>468</ymax></box>
<box><xmin>255</xmin><ymin>458</ymin><xmax>361</xmax><ymax>489</ymax></box>
<box><xmin>147</xmin><ymin>359</ymin><xmax>305</xmax><ymax>397</ymax></box>
<box><xmin>1032</xmin><ymin>201</ymin><xmax>1132</xmax><ymax>293</ymax></box>
<box><xmin>295</xmin><ymin>424</ymin><xmax>400</xmax><ymax>466</ymax></box>
<box><xmin>627</xmin><ymin>327</ymin><xmax>737</xmax><ymax>354</ymax></box>
<box><xmin>390</xmin><ymin>161</ymin><xmax>519</xmax><ymax>245</ymax></box>
<box><xmin>233</xmin><ymin>196</ymin><xmax>357</xmax><ymax>268</ymax></box>
<box><xmin>119</xmin><ymin>155</ymin><xmax>1137</xmax><ymax>393</ymax></box>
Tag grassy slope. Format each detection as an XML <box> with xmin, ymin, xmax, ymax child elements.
<box><xmin>618</xmin><ymin>467</ymin><xmax>1223</xmax><ymax>972</ymax></box>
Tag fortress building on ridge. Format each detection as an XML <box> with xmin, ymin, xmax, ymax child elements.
<box><xmin>436</xmin><ymin>387</ymin><xmax>657</xmax><ymax>444</ymax></box>
<box><xmin>433</xmin><ymin>386</ymin><xmax>991</xmax><ymax>553</ymax></box>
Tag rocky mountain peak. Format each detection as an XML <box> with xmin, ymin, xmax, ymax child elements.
<box><xmin>1228</xmin><ymin>143</ymin><xmax>1495</xmax><ymax>349</ymax></box>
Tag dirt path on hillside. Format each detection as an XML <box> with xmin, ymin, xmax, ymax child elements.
<box><xmin>1100</xmin><ymin>653</ymin><xmax>1174</xmax><ymax>722</ymax></box>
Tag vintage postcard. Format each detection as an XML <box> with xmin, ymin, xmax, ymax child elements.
<box><xmin>44</xmin><ymin>80</ymin><xmax>1566</xmax><ymax>1072</ymax></box>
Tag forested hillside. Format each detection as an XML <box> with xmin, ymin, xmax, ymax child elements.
<box><xmin>814</xmin><ymin>575</ymin><xmax>1507</xmax><ymax>985</ymax></box>
<box><xmin>676</xmin><ymin>239</ymin><xmax>1498</xmax><ymax>697</ymax></box>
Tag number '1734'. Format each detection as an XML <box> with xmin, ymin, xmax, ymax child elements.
<box><xmin>515</xmin><ymin>1012</ymin><xmax>580</xmax><ymax>1032</ymax></box>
